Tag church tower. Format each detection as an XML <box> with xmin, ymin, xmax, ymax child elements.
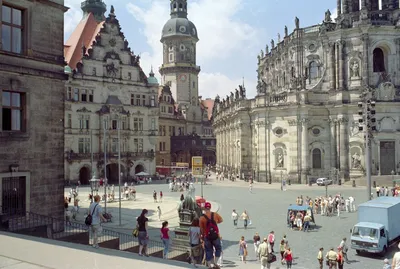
<box><xmin>81</xmin><ymin>0</ymin><xmax>107</xmax><ymax>22</ymax></box>
<box><xmin>159</xmin><ymin>0</ymin><xmax>200</xmax><ymax>107</ymax></box>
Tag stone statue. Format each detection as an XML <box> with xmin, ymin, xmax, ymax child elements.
<box><xmin>230</xmin><ymin>92</ymin><xmax>234</xmax><ymax>102</ymax></box>
<box><xmin>295</xmin><ymin>17</ymin><xmax>300</xmax><ymax>29</ymax></box>
<box><xmin>221</xmin><ymin>98</ymin><xmax>225</xmax><ymax>107</ymax></box>
<box><xmin>325</xmin><ymin>9</ymin><xmax>332</xmax><ymax>22</ymax></box>
<box><xmin>352</xmin><ymin>152</ymin><xmax>361</xmax><ymax>169</ymax></box>
<box><xmin>278</xmin><ymin>33</ymin><xmax>281</xmax><ymax>43</ymax></box>
<box><xmin>271</xmin><ymin>39</ymin><xmax>275</xmax><ymax>49</ymax></box>
<box><xmin>284</xmin><ymin>26</ymin><xmax>288</xmax><ymax>37</ymax></box>
<box><xmin>215</xmin><ymin>95</ymin><xmax>220</xmax><ymax>103</ymax></box>
<box><xmin>350</xmin><ymin>60</ymin><xmax>360</xmax><ymax>78</ymax></box>
<box><xmin>235</xmin><ymin>88</ymin><xmax>239</xmax><ymax>100</ymax></box>
<box><xmin>110</xmin><ymin>5</ymin><xmax>115</xmax><ymax>14</ymax></box>
<box><xmin>265</xmin><ymin>44</ymin><xmax>269</xmax><ymax>54</ymax></box>
<box><xmin>277</xmin><ymin>153</ymin><xmax>284</xmax><ymax>167</ymax></box>
<box><xmin>226</xmin><ymin>95</ymin><xmax>230</xmax><ymax>104</ymax></box>
<box><xmin>178</xmin><ymin>195</ymin><xmax>202</xmax><ymax>223</ymax></box>
<box><xmin>257</xmin><ymin>55</ymin><xmax>261</xmax><ymax>63</ymax></box>
<box><xmin>260</xmin><ymin>50</ymin><xmax>264</xmax><ymax>58</ymax></box>
<box><xmin>239</xmin><ymin>85</ymin><xmax>246</xmax><ymax>98</ymax></box>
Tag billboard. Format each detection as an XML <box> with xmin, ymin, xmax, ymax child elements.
<box><xmin>192</xmin><ymin>156</ymin><xmax>203</xmax><ymax>175</ymax></box>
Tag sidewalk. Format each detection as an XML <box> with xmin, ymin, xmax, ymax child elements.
<box><xmin>0</xmin><ymin>232</ymin><xmax>195</xmax><ymax>269</ymax></box>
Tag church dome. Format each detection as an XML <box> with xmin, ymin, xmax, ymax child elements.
<box><xmin>147</xmin><ymin>68</ymin><xmax>159</xmax><ymax>85</ymax></box>
<box><xmin>161</xmin><ymin>17</ymin><xmax>198</xmax><ymax>42</ymax></box>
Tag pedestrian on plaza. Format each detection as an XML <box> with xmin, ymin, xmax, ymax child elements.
<box><xmin>282</xmin><ymin>235</ymin><xmax>289</xmax><ymax>248</ymax></box>
<box><xmin>339</xmin><ymin>237</ymin><xmax>349</xmax><ymax>263</ymax></box>
<box><xmin>241</xmin><ymin>210</ymin><xmax>250</xmax><ymax>229</ymax></box>
<box><xmin>376</xmin><ymin>185</ymin><xmax>380</xmax><ymax>197</ymax></box>
<box><xmin>157</xmin><ymin>206</ymin><xmax>162</xmax><ymax>221</ymax></box>
<box><xmin>153</xmin><ymin>190</ymin><xmax>157</xmax><ymax>203</ymax></box>
<box><xmin>391</xmin><ymin>242</ymin><xmax>400</xmax><ymax>269</ymax></box>
<box><xmin>284</xmin><ymin>248</ymin><xmax>293</xmax><ymax>269</ymax></box>
<box><xmin>137</xmin><ymin>209</ymin><xmax>149</xmax><ymax>257</ymax></box>
<box><xmin>280</xmin><ymin>239</ymin><xmax>286</xmax><ymax>264</ymax></box>
<box><xmin>282</xmin><ymin>179</ymin><xmax>287</xmax><ymax>191</ymax></box>
<box><xmin>249</xmin><ymin>181</ymin><xmax>253</xmax><ymax>193</ymax></box>
<box><xmin>337</xmin><ymin>247</ymin><xmax>344</xmax><ymax>269</ymax></box>
<box><xmin>325</xmin><ymin>247</ymin><xmax>338</xmax><ymax>269</ymax></box>
<box><xmin>254</xmin><ymin>232</ymin><xmax>261</xmax><ymax>260</ymax></box>
<box><xmin>89</xmin><ymin>195</ymin><xmax>107</xmax><ymax>249</ymax></box>
<box><xmin>257</xmin><ymin>238</ymin><xmax>273</xmax><ymax>269</ymax></box>
<box><xmin>337</xmin><ymin>202</ymin><xmax>341</xmax><ymax>217</ymax></box>
<box><xmin>189</xmin><ymin>218</ymin><xmax>202</xmax><ymax>267</ymax></box>
<box><xmin>239</xmin><ymin>236</ymin><xmax>248</xmax><ymax>263</ymax></box>
<box><xmin>383</xmin><ymin>258</ymin><xmax>391</xmax><ymax>269</ymax></box>
<box><xmin>217</xmin><ymin>236</ymin><xmax>224</xmax><ymax>268</ymax></box>
<box><xmin>303</xmin><ymin>214</ymin><xmax>312</xmax><ymax>232</ymax></box>
<box><xmin>231</xmin><ymin>209</ymin><xmax>239</xmax><ymax>228</ymax></box>
<box><xmin>317</xmin><ymin>247</ymin><xmax>324</xmax><ymax>269</ymax></box>
<box><xmin>199</xmin><ymin>202</ymin><xmax>223</xmax><ymax>269</ymax></box>
<box><xmin>159</xmin><ymin>191</ymin><xmax>163</xmax><ymax>202</ymax></box>
<box><xmin>268</xmin><ymin>231</ymin><xmax>275</xmax><ymax>253</ymax></box>
<box><xmin>160</xmin><ymin>221</ymin><xmax>170</xmax><ymax>259</ymax></box>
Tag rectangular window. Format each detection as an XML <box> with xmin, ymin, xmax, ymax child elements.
<box><xmin>73</xmin><ymin>88</ymin><xmax>79</xmax><ymax>101</ymax></box>
<box><xmin>81</xmin><ymin>89</ymin><xmax>87</xmax><ymax>102</ymax></box>
<box><xmin>193</xmin><ymin>81</ymin><xmax>196</xmax><ymax>88</ymax></box>
<box><xmin>1</xmin><ymin>5</ymin><xmax>23</xmax><ymax>54</ymax></box>
<box><xmin>88</xmin><ymin>90</ymin><xmax>93</xmax><ymax>102</ymax></box>
<box><xmin>159</xmin><ymin>142</ymin><xmax>162</xmax><ymax>151</ymax></box>
<box><xmin>169</xmin><ymin>126</ymin><xmax>172</xmax><ymax>136</ymax></box>
<box><xmin>159</xmin><ymin>125</ymin><xmax>162</xmax><ymax>136</ymax></box>
<box><xmin>84</xmin><ymin>138</ymin><xmax>90</xmax><ymax>153</ymax></box>
<box><xmin>151</xmin><ymin>118</ymin><xmax>156</xmax><ymax>130</ymax></box>
<box><xmin>138</xmin><ymin>118</ymin><xmax>143</xmax><ymax>131</ymax></box>
<box><xmin>172</xmin><ymin>126</ymin><xmax>176</xmax><ymax>136</ymax></box>
<box><xmin>163</xmin><ymin>142</ymin><xmax>166</xmax><ymax>151</ymax></box>
<box><xmin>85</xmin><ymin>115</ymin><xmax>90</xmax><ymax>129</ymax></box>
<box><xmin>151</xmin><ymin>96</ymin><xmax>155</xmax><ymax>107</ymax></box>
<box><xmin>67</xmin><ymin>114</ymin><xmax>71</xmax><ymax>128</ymax></box>
<box><xmin>111</xmin><ymin>138</ymin><xmax>118</xmax><ymax>153</ymax></box>
<box><xmin>112</xmin><ymin>120</ymin><xmax>117</xmax><ymax>130</ymax></box>
<box><xmin>133</xmin><ymin>118</ymin><xmax>138</xmax><ymax>131</ymax></box>
<box><xmin>168</xmin><ymin>107</ymin><xmax>173</xmax><ymax>114</ymax></box>
<box><xmin>2</xmin><ymin>91</ymin><xmax>24</xmax><ymax>131</ymax></box>
<box><xmin>138</xmin><ymin>138</ymin><xmax>143</xmax><ymax>152</ymax></box>
<box><xmin>169</xmin><ymin>53</ymin><xmax>174</xmax><ymax>62</ymax></box>
<box><xmin>133</xmin><ymin>138</ymin><xmax>138</xmax><ymax>152</ymax></box>
<box><xmin>142</xmin><ymin>95</ymin><xmax>146</xmax><ymax>106</ymax></box>
<box><xmin>122</xmin><ymin>118</ymin><xmax>127</xmax><ymax>130</ymax></box>
<box><xmin>135</xmin><ymin>94</ymin><xmax>141</xmax><ymax>106</ymax></box>
<box><xmin>161</xmin><ymin>106</ymin><xmax>166</xmax><ymax>113</ymax></box>
<box><xmin>163</xmin><ymin>126</ymin><xmax>166</xmax><ymax>136</ymax></box>
<box><xmin>67</xmin><ymin>87</ymin><xmax>72</xmax><ymax>100</ymax></box>
<box><xmin>131</xmin><ymin>94</ymin><xmax>134</xmax><ymax>106</ymax></box>
<box><xmin>78</xmin><ymin>138</ymin><xmax>84</xmax><ymax>153</ymax></box>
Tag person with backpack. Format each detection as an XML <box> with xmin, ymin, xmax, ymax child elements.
<box><xmin>199</xmin><ymin>202</ymin><xmax>223</xmax><ymax>269</ymax></box>
<box><xmin>87</xmin><ymin>195</ymin><xmax>107</xmax><ymax>249</ymax></box>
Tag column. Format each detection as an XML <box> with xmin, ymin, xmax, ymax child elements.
<box><xmin>336</xmin><ymin>120</ymin><xmax>341</xmax><ymax>169</ymax></box>
<box><xmin>339</xmin><ymin>117</ymin><xmax>350</xmax><ymax>180</ymax></box>
<box><xmin>338</xmin><ymin>40</ymin><xmax>345</xmax><ymax>90</ymax></box>
<box><xmin>337</xmin><ymin>0</ymin><xmax>342</xmax><ymax>16</ymax></box>
<box><xmin>362</xmin><ymin>34</ymin><xmax>369</xmax><ymax>84</ymax></box>
<box><xmin>265</xmin><ymin>120</ymin><xmax>271</xmax><ymax>183</ymax></box>
<box><xmin>336</xmin><ymin>42</ymin><xmax>340</xmax><ymax>90</ymax></box>
<box><xmin>329</xmin><ymin>118</ymin><xmax>337</xmax><ymax>169</ymax></box>
<box><xmin>328</xmin><ymin>43</ymin><xmax>336</xmax><ymax>90</ymax></box>
<box><xmin>343</xmin><ymin>0</ymin><xmax>349</xmax><ymax>13</ymax></box>
<box><xmin>301</xmin><ymin>118</ymin><xmax>309</xmax><ymax>183</ymax></box>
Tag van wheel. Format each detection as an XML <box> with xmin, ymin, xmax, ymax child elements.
<box><xmin>356</xmin><ymin>250</ymin><xmax>360</xmax><ymax>255</ymax></box>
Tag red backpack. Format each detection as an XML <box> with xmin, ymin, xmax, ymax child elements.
<box><xmin>203</xmin><ymin>213</ymin><xmax>219</xmax><ymax>241</ymax></box>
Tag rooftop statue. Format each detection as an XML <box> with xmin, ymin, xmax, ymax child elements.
<box><xmin>295</xmin><ymin>17</ymin><xmax>300</xmax><ymax>29</ymax></box>
<box><xmin>235</xmin><ymin>88</ymin><xmax>239</xmax><ymax>100</ymax></box>
<box><xmin>239</xmin><ymin>85</ymin><xmax>246</xmax><ymax>98</ymax></box>
<box><xmin>265</xmin><ymin>44</ymin><xmax>269</xmax><ymax>54</ymax></box>
<box><xmin>278</xmin><ymin>33</ymin><xmax>281</xmax><ymax>43</ymax></box>
<box><xmin>260</xmin><ymin>50</ymin><xmax>264</xmax><ymax>58</ymax></box>
<box><xmin>284</xmin><ymin>25</ymin><xmax>288</xmax><ymax>37</ymax></box>
<box><xmin>325</xmin><ymin>9</ymin><xmax>332</xmax><ymax>22</ymax></box>
<box><xmin>271</xmin><ymin>39</ymin><xmax>275</xmax><ymax>49</ymax></box>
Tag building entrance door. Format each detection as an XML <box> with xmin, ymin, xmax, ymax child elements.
<box><xmin>2</xmin><ymin>177</ymin><xmax>26</xmax><ymax>216</ymax></box>
<box><xmin>380</xmin><ymin>141</ymin><xmax>396</xmax><ymax>175</ymax></box>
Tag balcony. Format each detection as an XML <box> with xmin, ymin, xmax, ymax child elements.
<box><xmin>65</xmin><ymin>150</ymin><xmax>155</xmax><ymax>162</ymax></box>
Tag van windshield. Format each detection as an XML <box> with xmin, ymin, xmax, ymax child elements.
<box><xmin>352</xmin><ymin>226</ymin><xmax>378</xmax><ymax>239</ymax></box>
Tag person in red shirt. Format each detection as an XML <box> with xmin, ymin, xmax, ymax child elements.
<box><xmin>284</xmin><ymin>248</ymin><xmax>293</xmax><ymax>269</ymax></box>
<box><xmin>199</xmin><ymin>202</ymin><xmax>223</xmax><ymax>268</ymax></box>
<box><xmin>160</xmin><ymin>221</ymin><xmax>170</xmax><ymax>259</ymax></box>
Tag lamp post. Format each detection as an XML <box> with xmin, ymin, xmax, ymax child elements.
<box><xmin>103</xmin><ymin>120</ymin><xmax>108</xmax><ymax>213</ymax></box>
<box><xmin>89</xmin><ymin>175</ymin><xmax>100</xmax><ymax>203</ymax></box>
<box><xmin>280</xmin><ymin>170</ymin><xmax>283</xmax><ymax>191</ymax></box>
<box><xmin>118</xmin><ymin>119</ymin><xmax>122</xmax><ymax>226</ymax></box>
<box><xmin>201</xmin><ymin>177</ymin><xmax>204</xmax><ymax>198</ymax></box>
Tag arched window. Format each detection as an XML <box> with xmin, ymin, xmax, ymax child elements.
<box><xmin>309</xmin><ymin>61</ymin><xmax>319</xmax><ymax>80</ymax></box>
<box><xmin>373</xmin><ymin>48</ymin><xmax>385</xmax><ymax>72</ymax></box>
<box><xmin>312</xmin><ymin>148</ymin><xmax>322</xmax><ymax>169</ymax></box>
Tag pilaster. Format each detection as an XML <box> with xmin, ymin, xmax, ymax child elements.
<box><xmin>338</xmin><ymin>40</ymin><xmax>345</xmax><ymax>90</ymax></box>
<box><xmin>329</xmin><ymin>118</ymin><xmax>337</xmax><ymax>169</ymax></box>
<box><xmin>362</xmin><ymin>34</ymin><xmax>369</xmax><ymax>84</ymax></box>
<box><xmin>301</xmin><ymin>118</ymin><xmax>309</xmax><ymax>184</ymax></box>
<box><xmin>339</xmin><ymin>117</ymin><xmax>350</xmax><ymax>181</ymax></box>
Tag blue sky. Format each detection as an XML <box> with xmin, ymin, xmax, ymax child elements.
<box><xmin>64</xmin><ymin>0</ymin><xmax>338</xmax><ymax>98</ymax></box>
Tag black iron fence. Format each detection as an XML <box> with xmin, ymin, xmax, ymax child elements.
<box><xmin>0</xmin><ymin>207</ymin><xmax>189</xmax><ymax>261</ymax></box>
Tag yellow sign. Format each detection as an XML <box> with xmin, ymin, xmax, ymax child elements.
<box><xmin>192</xmin><ymin>156</ymin><xmax>203</xmax><ymax>175</ymax></box>
<box><xmin>176</xmin><ymin>162</ymin><xmax>189</xmax><ymax>167</ymax></box>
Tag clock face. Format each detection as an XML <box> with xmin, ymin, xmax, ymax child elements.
<box><xmin>179</xmin><ymin>74</ymin><xmax>187</xmax><ymax>82</ymax></box>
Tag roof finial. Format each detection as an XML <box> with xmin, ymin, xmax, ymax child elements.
<box><xmin>242</xmin><ymin>77</ymin><xmax>245</xmax><ymax>88</ymax></box>
<box><xmin>149</xmin><ymin>65</ymin><xmax>155</xmax><ymax>77</ymax></box>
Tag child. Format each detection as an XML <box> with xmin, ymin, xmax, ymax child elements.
<box><xmin>157</xmin><ymin>206</ymin><xmax>162</xmax><ymax>221</ymax></box>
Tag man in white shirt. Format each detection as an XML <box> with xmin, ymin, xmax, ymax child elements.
<box><xmin>349</xmin><ymin>196</ymin><xmax>356</xmax><ymax>212</ymax></box>
<box><xmin>89</xmin><ymin>195</ymin><xmax>107</xmax><ymax>249</ymax></box>
<box><xmin>391</xmin><ymin>242</ymin><xmax>400</xmax><ymax>269</ymax></box>
<box><xmin>339</xmin><ymin>237</ymin><xmax>349</xmax><ymax>263</ymax></box>
<box><xmin>257</xmin><ymin>238</ymin><xmax>272</xmax><ymax>269</ymax></box>
<box><xmin>231</xmin><ymin>209</ymin><xmax>238</xmax><ymax>228</ymax></box>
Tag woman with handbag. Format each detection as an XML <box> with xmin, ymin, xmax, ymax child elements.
<box><xmin>284</xmin><ymin>248</ymin><xmax>293</xmax><ymax>269</ymax></box>
<box><xmin>189</xmin><ymin>218</ymin><xmax>202</xmax><ymax>267</ymax></box>
<box><xmin>137</xmin><ymin>209</ymin><xmax>149</xmax><ymax>257</ymax></box>
<box><xmin>239</xmin><ymin>236</ymin><xmax>248</xmax><ymax>263</ymax></box>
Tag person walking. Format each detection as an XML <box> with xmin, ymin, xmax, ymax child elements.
<box><xmin>161</xmin><ymin>221</ymin><xmax>170</xmax><ymax>259</ymax></box>
<box><xmin>317</xmin><ymin>247</ymin><xmax>324</xmax><ymax>269</ymax></box>
<box><xmin>268</xmin><ymin>231</ymin><xmax>275</xmax><ymax>253</ymax></box>
<box><xmin>257</xmin><ymin>238</ymin><xmax>273</xmax><ymax>269</ymax></box>
<box><xmin>157</xmin><ymin>206</ymin><xmax>162</xmax><ymax>221</ymax></box>
<box><xmin>337</xmin><ymin>247</ymin><xmax>344</xmax><ymax>269</ymax></box>
<box><xmin>231</xmin><ymin>209</ymin><xmax>239</xmax><ymax>228</ymax></box>
<box><xmin>241</xmin><ymin>210</ymin><xmax>250</xmax><ymax>230</ymax></box>
<box><xmin>239</xmin><ymin>236</ymin><xmax>248</xmax><ymax>263</ymax></box>
<box><xmin>280</xmin><ymin>239</ymin><xmax>286</xmax><ymax>265</ymax></box>
<box><xmin>89</xmin><ymin>195</ymin><xmax>107</xmax><ymax>249</ymax></box>
<box><xmin>199</xmin><ymin>202</ymin><xmax>223</xmax><ymax>269</ymax></box>
<box><xmin>339</xmin><ymin>237</ymin><xmax>349</xmax><ymax>263</ymax></box>
<box><xmin>253</xmin><ymin>232</ymin><xmax>261</xmax><ymax>261</ymax></box>
<box><xmin>189</xmin><ymin>218</ymin><xmax>202</xmax><ymax>267</ymax></box>
<box><xmin>325</xmin><ymin>247</ymin><xmax>338</xmax><ymax>269</ymax></box>
<box><xmin>153</xmin><ymin>190</ymin><xmax>157</xmax><ymax>203</ymax></box>
<box><xmin>284</xmin><ymin>248</ymin><xmax>293</xmax><ymax>269</ymax></box>
<box><xmin>249</xmin><ymin>181</ymin><xmax>253</xmax><ymax>193</ymax></box>
<box><xmin>137</xmin><ymin>209</ymin><xmax>149</xmax><ymax>256</ymax></box>
<box><xmin>159</xmin><ymin>191</ymin><xmax>163</xmax><ymax>202</ymax></box>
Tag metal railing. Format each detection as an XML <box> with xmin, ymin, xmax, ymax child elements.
<box><xmin>0</xmin><ymin>207</ymin><xmax>189</xmax><ymax>260</ymax></box>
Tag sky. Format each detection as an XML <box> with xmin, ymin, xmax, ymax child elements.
<box><xmin>64</xmin><ymin>0</ymin><xmax>338</xmax><ymax>99</ymax></box>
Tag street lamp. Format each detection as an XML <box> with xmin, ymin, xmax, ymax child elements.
<box><xmin>89</xmin><ymin>175</ymin><xmax>100</xmax><ymax>203</ymax></box>
<box><xmin>280</xmin><ymin>171</ymin><xmax>283</xmax><ymax>191</ymax></box>
<box><xmin>201</xmin><ymin>177</ymin><xmax>204</xmax><ymax>198</ymax></box>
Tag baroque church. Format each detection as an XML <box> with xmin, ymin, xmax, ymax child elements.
<box><xmin>213</xmin><ymin>1</ymin><xmax>400</xmax><ymax>184</ymax></box>
<box><xmin>64</xmin><ymin>1</ymin><xmax>159</xmax><ymax>184</ymax></box>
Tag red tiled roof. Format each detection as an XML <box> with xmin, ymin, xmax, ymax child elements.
<box><xmin>64</xmin><ymin>13</ymin><xmax>104</xmax><ymax>69</ymax></box>
<box><xmin>201</xmin><ymin>99</ymin><xmax>214</xmax><ymax>120</ymax></box>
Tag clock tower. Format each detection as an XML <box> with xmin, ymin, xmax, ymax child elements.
<box><xmin>159</xmin><ymin>0</ymin><xmax>200</xmax><ymax>107</ymax></box>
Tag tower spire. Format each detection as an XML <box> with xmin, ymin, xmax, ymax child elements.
<box><xmin>170</xmin><ymin>0</ymin><xmax>188</xmax><ymax>18</ymax></box>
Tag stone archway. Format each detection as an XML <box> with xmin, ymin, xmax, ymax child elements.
<box><xmin>106</xmin><ymin>163</ymin><xmax>125</xmax><ymax>184</ymax></box>
<box><xmin>79</xmin><ymin>166</ymin><xmax>90</xmax><ymax>185</ymax></box>
<box><xmin>135</xmin><ymin>164</ymin><xmax>145</xmax><ymax>174</ymax></box>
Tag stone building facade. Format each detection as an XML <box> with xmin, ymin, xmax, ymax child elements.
<box><xmin>0</xmin><ymin>0</ymin><xmax>67</xmax><ymax>217</ymax></box>
<box><xmin>64</xmin><ymin>2</ymin><xmax>158</xmax><ymax>184</ymax></box>
<box><xmin>213</xmin><ymin>1</ymin><xmax>400</xmax><ymax>183</ymax></box>
<box><xmin>156</xmin><ymin>0</ymin><xmax>215</xmax><ymax>172</ymax></box>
